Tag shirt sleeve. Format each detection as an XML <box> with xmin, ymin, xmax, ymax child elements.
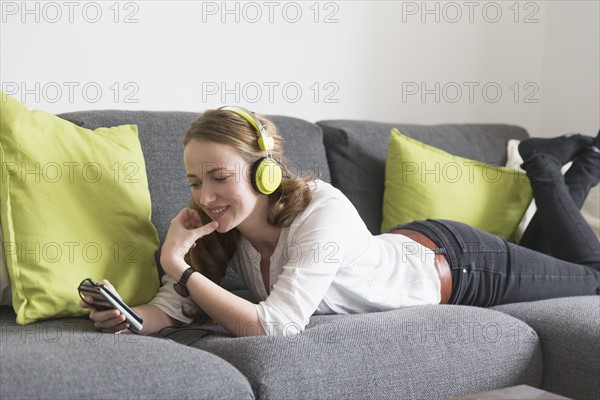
<box><xmin>255</xmin><ymin>190</ymin><xmax>360</xmax><ymax>336</ymax></box>
<box><xmin>148</xmin><ymin>273</ymin><xmax>199</xmax><ymax>324</ymax></box>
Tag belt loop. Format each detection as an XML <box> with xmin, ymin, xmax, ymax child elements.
<box><xmin>420</xmin><ymin>221</ymin><xmax>460</xmax><ymax>270</ymax></box>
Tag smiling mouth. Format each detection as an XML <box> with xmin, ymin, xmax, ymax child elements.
<box><xmin>207</xmin><ymin>206</ymin><xmax>230</xmax><ymax>219</ymax></box>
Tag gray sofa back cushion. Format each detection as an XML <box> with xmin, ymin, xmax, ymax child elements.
<box><xmin>57</xmin><ymin>111</ymin><xmax>330</xmax><ymax>259</ymax></box>
<box><xmin>317</xmin><ymin>120</ymin><xmax>530</xmax><ymax>234</ymax></box>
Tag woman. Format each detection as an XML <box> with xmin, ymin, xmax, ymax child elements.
<box><xmin>81</xmin><ymin>107</ymin><xmax>600</xmax><ymax>337</ymax></box>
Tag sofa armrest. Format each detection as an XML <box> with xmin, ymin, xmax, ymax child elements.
<box><xmin>492</xmin><ymin>296</ymin><xmax>600</xmax><ymax>400</ymax></box>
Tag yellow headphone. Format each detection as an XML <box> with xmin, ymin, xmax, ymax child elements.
<box><xmin>218</xmin><ymin>106</ymin><xmax>283</xmax><ymax>195</ymax></box>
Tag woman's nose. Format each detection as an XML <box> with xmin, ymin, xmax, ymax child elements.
<box><xmin>197</xmin><ymin>184</ymin><xmax>217</xmax><ymax>205</ymax></box>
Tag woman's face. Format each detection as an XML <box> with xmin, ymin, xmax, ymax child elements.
<box><xmin>184</xmin><ymin>139</ymin><xmax>263</xmax><ymax>234</ymax></box>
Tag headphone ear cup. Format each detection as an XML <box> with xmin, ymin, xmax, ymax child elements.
<box><xmin>251</xmin><ymin>158</ymin><xmax>282</xmax><ymax>195</ymax></box>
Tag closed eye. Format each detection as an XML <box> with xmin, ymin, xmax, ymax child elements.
<box><xmin>188</xmin><ymin>175</ymin><xmax>229</xmax><ymax>188</ymax></box>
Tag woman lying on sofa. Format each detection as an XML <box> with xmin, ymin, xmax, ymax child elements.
<box><xmin>80</xmin><ymin>106</ymin><xmax>600</xmax><ymax>337</ymax></box>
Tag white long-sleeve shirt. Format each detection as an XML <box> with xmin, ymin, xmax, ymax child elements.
<box><xmin>150</xmin><ymin>180</ymin><xmax>441</xmax><ymax>336</ymax></box>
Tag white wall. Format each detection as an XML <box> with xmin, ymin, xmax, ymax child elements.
<box><xmin>536</xmin><ymin>1</ymin><xmax>600</xmax><ymax>138</ymax></box>
<box><xmin>1</xmin><ymin>0</ymin><xmax>598</xmax><ymax>137</ymax></box>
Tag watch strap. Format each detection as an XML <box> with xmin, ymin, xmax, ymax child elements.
<box><xmin>173</xmin><ymin>267</ymin><xmax>196</xmax><ymax>297</ymax></box>
<box><xmin>179</xmin><ymin>267</ymin><xmax>196</xmax><ymax>286</ymax></box>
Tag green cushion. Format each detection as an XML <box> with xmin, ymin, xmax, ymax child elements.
<box><xmin>0</xmin><ymin>93</ymin><xmax>160</xmax><ymax>324</ymax></box>
<box><xmin>382</xmin><ymin>128</ymin><xmax>532</xmax><ymax>241</ymax></box>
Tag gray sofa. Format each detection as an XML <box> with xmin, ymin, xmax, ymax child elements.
<box><xmin>1</xmin><ymin>111</ymin><xmax>598</xmax><ymax>400</ymax></box>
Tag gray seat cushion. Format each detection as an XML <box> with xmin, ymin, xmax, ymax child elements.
<box><xmin>317</xmin><ymin>121</ymin><xmax>529</xmax><ymax>235</ymax></box>
<box><xmin>492</xmin><ymin>296</ymin><xmax>600</xmax><ymax>400</ymax></box>
<box><xmin>157</xmin><ymin>305</ymin><xmax>542</xmax><ymax>400</ymax></box>
<box><xmin>0</xmin><ymin>307</ymin><xmax>254</xmax><ymax>400</ymax></box>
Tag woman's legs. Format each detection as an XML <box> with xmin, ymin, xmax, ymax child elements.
<box><xmin>517</xmin><ymin>133</ymin><xmax>591</xmax><ymax>166</ymax></box>
<box><xmin>399</xmin><ymin>219</ymin><xmax>599</xmax><ymax>307</ymax></box>
<box><xmin>519</xmin><ymin>147</ymin><xmax>600</xmax><ymax>255</ymax></box>
<box><xmin>394</xmin><ymin>133</ymin><xmax>600</xmax><ymax>307</ymax></box>
<box><xmin>519</xmin><ymin>150</ymin><xmax>600</xmax><ymax>267</ymax></box>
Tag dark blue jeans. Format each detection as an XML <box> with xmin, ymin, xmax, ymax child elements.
<box><xmin>393</xmin><ymin>150</ymin><xmax>600</xmax><ymax>307</ymax></box>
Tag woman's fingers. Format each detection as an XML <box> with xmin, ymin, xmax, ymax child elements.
<box><xmin>78</xmin><ymin>279</ymin><xmax>128</xmax><ymax>332</ymax></box>
<box><xmin>178</xmin><ymin>208</ymin><xmax>202</xmax><ymax>229</ymax></box>
<box><xmin>180</xmin><ymin>218</ymin><xmax>218</xmax><ymax>244</ymax></box>
<box><xmin>177</xmin><ymin>208</ymin><xmax>212</xmax><ymax>231</ymax></box>
<box><xmin>99</xmin><ymin>279</ymin><xmax>123</xmax><ymax>301</ymax></box>
<box><xmin>193</xmin><ymin>221</ymin><xmax>219</xmax><ymax>238</ymax></box>
<box><xmin>189</xmin><ymin>208</ymin><xmax>204</xmax><ymax>227</ymax></box>
<box><xmin>79</xmin><ymin>295</ymin><xmax>94</xmax><ymax>309</ymax></box>
<box><xmin>100</xmin><ymin>279</ymin><xmax>111</xmax><ymax>287</ymax></box>
<box><xmin>90</xmin><ymin>308</ymin><xmax>128</xmax><ymax>332</ymax></box>
<box><xmin>182</xmin><ymin>210</ymin><xmax>195</xmax><ymax>229</ymax></box>
<box><xmin>162</xmin><ymin>209</ymin><xmax>219</xmax><ymax>266</ymax></box>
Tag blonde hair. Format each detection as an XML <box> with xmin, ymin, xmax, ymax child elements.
<box><xmin>182</xmin><ymin>109</ymin><xmax>314</xmax><ymax>292</ymax></box>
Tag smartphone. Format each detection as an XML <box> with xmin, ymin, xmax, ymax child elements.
<box><xmin>78</xmin><ymin>278</ymin><xmax>143</xmax><ymax>333</ymax></box>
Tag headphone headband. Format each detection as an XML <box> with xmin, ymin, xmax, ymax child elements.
<box><xmin>217</xmin><ymin>106</ymin><xmax>282</xmax><ymax>195</ymax></box>
<box><xmin>218</xmin><ymin>106</ymin><xmax>274</xmax><ymax>154</ymax></box>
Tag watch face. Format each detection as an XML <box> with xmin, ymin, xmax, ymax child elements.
<box><xmin>173</xmin><ymin>283</ymin><xmax>189</xmax><ymax>298</ymax></box>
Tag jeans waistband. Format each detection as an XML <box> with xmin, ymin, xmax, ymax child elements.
<box><xmin>387</xmin><ymin>220</ymin><xmax>460</xmax><ymax>270</ymax></box>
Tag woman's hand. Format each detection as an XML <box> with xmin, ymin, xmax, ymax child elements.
<box><xmin>79</xmin><ymin>279</ymin><xmax>130</xmax><ymax>333</ymax></box>
<box><xmin>160</xmin><ymin>208</ymin><xmax>219</xmax><ymax>279</ymax></box>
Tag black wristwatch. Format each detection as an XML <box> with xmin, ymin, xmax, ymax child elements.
<box><xmin>173</xmin><ymin>267</ymin><xmax>197</xmax><ymax>298</ymax></box>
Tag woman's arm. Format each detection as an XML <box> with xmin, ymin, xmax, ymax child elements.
<box><xmin>160</xmin><ymin>208</ymin><xmax>266</xmax><ymax>337</ymax></box>
<box><xmin>162</xmin><ymin>190</ymin><xmax>357</xmax><ymax>337</ymax></box>
<box><xmin>133</xmin><ymin>304</ymin><xmax>182</xmax><ymax>335</ymax></box>
<box><xmin>169</xmin><ymin>258</ymin><xmax>266</xmax><ymax>337</ymax></box>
